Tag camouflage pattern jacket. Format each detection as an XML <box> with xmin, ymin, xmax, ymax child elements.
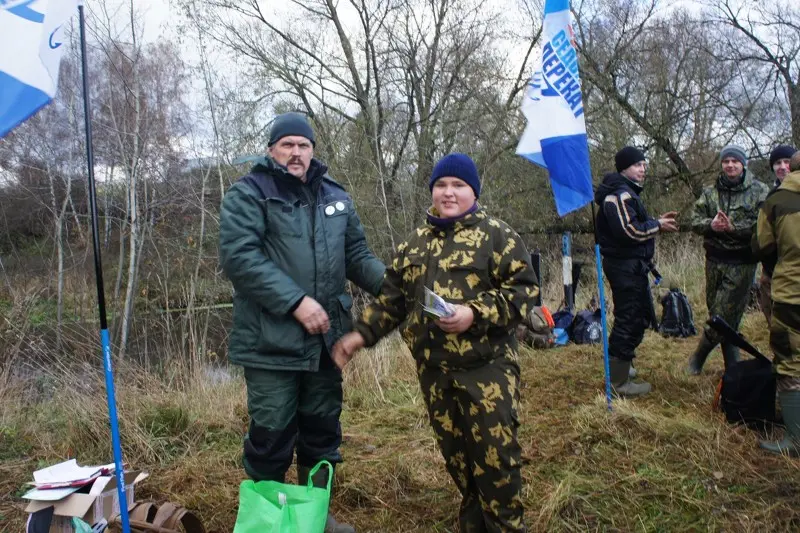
<box><xmin>690</xmin><ymin>171</ymin><xmax>769</xmax><ymax>264</ymax></box>
<box><xmin>753</xmin><ymin>171</ymin><xmax>800</xmax><ymax>306</ymax></box>
<box><xmin>354</xmin><ymin>207</ymin><xmax>540</xmax><ymax>370</ymax></box>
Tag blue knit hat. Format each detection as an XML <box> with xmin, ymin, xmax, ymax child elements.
<box><xmin>268</xmin><ymin>112</ymin><xmax>315</xmax><ymax>147</ymax></box>
<box><xmin>429</xmin><ymin>153</ymin><xmax>481</xmax><ymax>198</ymax></box>
<box><xmin>720</xmin><ymin>144</ymin><xmax>747</xmax><ymax>167</ymax></box>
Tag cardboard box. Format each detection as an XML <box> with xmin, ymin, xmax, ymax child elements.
<box><xmin>25</xmin><ymin>471</ymin><xmax>148</xmax><ymax>533</ymax></box>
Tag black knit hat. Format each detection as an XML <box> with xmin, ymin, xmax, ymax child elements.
<box><xmin>614</xmin><ymin>146</ymin><xmax>646</xmax><ymax>172</ymax></box>
<box><xmin>268</xmin><ymin>112</ymin><xmax>315</xmax><ymax>147</ymax></box>
<box><xmin>429</xmin><ymin>153</ymin><xmax>481</xmax><ymax>198</ymax></box>
<box><xmin>769</xmin><ymin>145</ymin><xmax>796</xmax><ymax>168</ymax></box>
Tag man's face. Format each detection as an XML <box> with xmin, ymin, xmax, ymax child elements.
<box><xmin>268</xmin><ymin>136</ymin><xmax>313</xmax><ymax>180</ymax></box>
<box><xmin>621</xmin><ymin>161</ymin><xmax>646</xmax><ymax>184</ymax></box>
<box><xmin>721</xmin><ymin>156</ymin><xmax>744</xmax><ymax>180</ymax></box>
<box><xmin>773</xmin><ymin>158</ymin><xmax>791</xmax><ymax>182</ymax></box>
<box><xmin>432</xmin><ymin>176</ymin><xmax>476</xmax><ymax>218</ymax></box>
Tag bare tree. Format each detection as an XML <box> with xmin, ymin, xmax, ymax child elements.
<box><xmin>708</xmin><ymin>0</ymin><xmax>800</xmax><ymax>148</ymax></box>
<box><xmin>91</xmin><ymin>1</ymin><xmax>188</xmax><ymax>357</ymax></box>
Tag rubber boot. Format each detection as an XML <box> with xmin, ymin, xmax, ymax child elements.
<box><xmin>297</xmin><ymin>465</ymin><xmax>356</xmax><ymax>533</ymax></box>
<box><xmin>687</xmin><ymin>332</ymin><xmax>716</xmax><ymax>375</ymax></box>
<box><xmin>721</xmin><ymin>342</ymin><xmax>739</xmax><ymax>374</ymax></box>
<box><xmin>629</xmin><ymin>361</ymin><xmax>638</xmax><ymax>379</ymax></box>
<box><xmin>759</xmin><ymin>390</ymin><xmax>800</xmax><ymax>457</ymax></box>
<box><xmin>610</xmin><ymin>357</ymin><xmax>651</xmax><ymax>397</ymax></box>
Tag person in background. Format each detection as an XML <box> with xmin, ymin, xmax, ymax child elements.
<box><xmin>595</xmin><ymin>146</ymin><xmax>678</xmax><ymax>397</ymax></box>
<box><xmin>752</xmin><ymin>150</ymin><xmax>800</xmax><ymax>456</ymax></box>
<box><xmin>759</xmin><ymin>144</ymin><xmax>796</xmax><ymax>325</ymax></box>
<box><xmin>688</xmin><ymin>145</ymin><xmax>769</xmax><ymax>375</ymax></box>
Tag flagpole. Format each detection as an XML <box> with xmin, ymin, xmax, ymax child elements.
<box><xmin>78</xmin><ymin>6</ymin><xmax>132</xmax><ymax>532</ymax></box>
<box><xmin>591</xmin><ymin>202</ymin><xmax>613</xmax><ymax>412</ymax></box>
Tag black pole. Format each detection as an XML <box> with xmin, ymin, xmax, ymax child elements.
<box><xmin>531</xmin><ymin>250</ymin><xmax>542</xmax><ymax>306</ymax></box>
<box><xmin>78</xmin><ymin>7</ymin><xmax>106</xmax><ymax>328</ymax></box>
<box><xmin>78</xmin><ymin>7</ymin><xmax>131</xmax><ymax>532</ymax></box>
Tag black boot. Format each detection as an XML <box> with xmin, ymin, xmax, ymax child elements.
<box><xmin>687</xmin><ymin>333</ymin><xmax>716</xmax><ymax>375</ymax></box>
<box><xmin>297</xmin><ymin>465</ymin><xmax>355</xmax><ymax>533</ymax></box>
<box><xmin>721</xmin><ymin>342</ymin><xmax>739</xmax><ymax>373</ymax></box>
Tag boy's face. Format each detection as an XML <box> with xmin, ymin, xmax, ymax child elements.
<box><xmin>432</xmin><ymin>177</ymin><xmax>476</xmax><ymax>218</ymax></box>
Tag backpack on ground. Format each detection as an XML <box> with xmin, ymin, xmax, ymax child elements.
<box><xmin>658</xmin><ymin>288</ymin><xmax>697</xmax><ymax>338</ymax></box>
<box><xmin>550</xmin><ymin>309</ymin><xmax>574</xmax><ymax>346</ymax></box>
<box><xmin>715</xmin><ymin>357</ymin><xmax>778</xmax><ymax>431</ymax></box>
<box><xmin>708</xmin><ymin>315</ymin><xmax>778</xmax><ymax>431</ymax></box>
<box><xmin>572</xmin><ymin>309</ymin><xmax>603</xmax><ymax>345</ymax></box>
<box><xmin>517</xmin><ymin>306</ymin><xmax>556</xmax><ymax>349</ymax></box>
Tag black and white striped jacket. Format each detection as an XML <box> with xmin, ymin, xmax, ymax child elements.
<box><xmin>594</xmin><ymin>172</ymin><xmax>659</xmax><ymax>261</ymax></box>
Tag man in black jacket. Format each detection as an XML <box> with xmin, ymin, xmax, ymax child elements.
<box><xmin>596</xmin><ymin>146</ymin><xmax>678</xmax><ymax>396</ymax></box>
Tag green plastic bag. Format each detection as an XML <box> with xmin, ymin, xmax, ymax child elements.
<box><xmin>233</xmin><ymin>460</ymin><xmax>332</xmax><ymax>533</ymax></box>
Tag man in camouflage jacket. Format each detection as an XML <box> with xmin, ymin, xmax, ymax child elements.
<box><xmin>334</xmin><ymin>153</ymin><xmax>539</xmax><ymax>533</ymax></box>
<box><xmin>688</xmin><ymin>144</ymin><xmax>769</xmax><ymax>374</ymax></box>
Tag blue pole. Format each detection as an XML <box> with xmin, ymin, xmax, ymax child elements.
<box><xmin>595</xmin><ymin>244</ymin><xmax>613</xmax><ymax>412</ymax></box>
<box><xmin>79</xmin><ymin>6</ymin><xmax>131</xmax><ymax>532</ymax></box>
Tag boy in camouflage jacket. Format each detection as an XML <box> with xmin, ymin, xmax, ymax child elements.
<box><xmin>333</xmin><ymin>153</ymin><xmax>539</xmax><ymax>532</ymax></box>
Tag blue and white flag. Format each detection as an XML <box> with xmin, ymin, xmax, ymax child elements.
<box><xmin>0</xmin><ymin>0</ymin><xmax>80</xmax><ymax>138</ymax></box>
<box><xmin>516</xmin><ymin>0</ymin><xmax>593</xmax><ymax>217</ymax></box>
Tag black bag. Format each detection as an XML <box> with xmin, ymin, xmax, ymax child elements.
<box><xmin>658</xmin><ymin>288</ymin><xmax>697</xmax><ymax>338</ymax></box>
<box><xmin>719</xmin><ymin>357</ymin><xmax>777</xmax><ymax>430</ymax></box>
<box><xmin>572</xmin><ymin>309</ymin><xmax>602</xmax><ymax>345</ymax></box>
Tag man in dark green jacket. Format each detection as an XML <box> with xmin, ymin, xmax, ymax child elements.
<box><xmin>219</xmin><ymin>112</ymin><xmax>385</xmax><ymax>533</ymax></box>
<box><xmin>688</xmin><ymin>144</ymin><xmax>769</xmax><ymax>375</ymax></box>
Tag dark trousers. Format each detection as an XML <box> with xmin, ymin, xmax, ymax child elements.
<box><xmin>603</xmin><ymin>257</ymin><xmax>652</xmax><ymax>362</ymax></box>
<box><xmin>242</xmin><ymin>363</ymin><xmax>343</xmax><ymax>481</ymax></box>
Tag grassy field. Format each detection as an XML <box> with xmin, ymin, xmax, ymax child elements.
<box><xmin>2</xmin><ymin>236</ymin><xmax>799</xmax><ymax>532</ymax></box>
<box><xmin>1</xmin><ymin>311</ymin><xmax>799</xmax><ymax>532</ymax></box>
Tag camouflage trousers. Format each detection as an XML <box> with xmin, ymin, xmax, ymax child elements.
<box><xmin>703</xmin><ymin>260</ymin><xmax>757</xmax><ymax>345</ymax></box>
<box><xmin>418</xmin><ymin>355</ymin><xmax>526</xmax><ymax>533</ymax></box>
<box><xmin>771</xmin><ymin>303</ymin><xmax>800</xmax><ymax>392</ymax></box>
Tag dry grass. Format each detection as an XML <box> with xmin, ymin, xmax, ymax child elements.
<box><xmin>2</xmin><ymin>316</ymin><xmax>800</xmax><ymax>532</ymax></box>
<box><xmin>1</xmin><ymin>237</ymin><xmax>797</xmax><ymax>532</ymax></box>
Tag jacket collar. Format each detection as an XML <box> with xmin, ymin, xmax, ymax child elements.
<box><xmin>779</xmin><ymin>171</ymin><xmax>800</xmax><ymax>193</ymax></box>
<box><xmin>716</xmin><ymin>170</ymin><xmax>750</xmax><ymax>192</ymax></box>
<box><xmin>250</xmin><ymin>156</ymin><xmax>328</xmax><ymax>186</ymax></box>
<box><xmin>426</xmin><ymin>204</ymin><xmax>484</xmax><ymax>230</ymax></box>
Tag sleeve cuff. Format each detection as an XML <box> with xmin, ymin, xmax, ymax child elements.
<box><xmin>287</xmin><ymin>294</ymin><xmax>306</xmax><ymax>315</ymax></box>
<box><xmin>354</xmin><ymin>321</ymin><xmax>379</xmax><ymax>348</ymax></box>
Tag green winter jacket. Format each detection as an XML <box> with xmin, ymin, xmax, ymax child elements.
<box><xmin>690</xmin><ymin>170</ymin><xmax>769</xmax><ymax>263</ymax></box>
<box><xmin>355</xmin><ymin>207</ymin><xmax>539</xmax><ymax>371</ymax></box>
<box><xmin>219</xmin><ymin>156</ymin><xmax>385</xmax><ymax>371</ymax></box>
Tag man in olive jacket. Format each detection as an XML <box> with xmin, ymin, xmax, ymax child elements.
<box><xmin>219</xmin><ymin>112</ymin><xmax>384</xmax><ymax>533</ymax></box>
<box><xmin>753</xmin><ymin>150</ymin><xmax>800</xmax><ymax>456</ymax></box>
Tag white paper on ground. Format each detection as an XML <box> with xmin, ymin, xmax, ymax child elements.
<box><xmin>22</xmin><ymin>486</ymin><xmax>82</xmax><ymax>501</ymax></box>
